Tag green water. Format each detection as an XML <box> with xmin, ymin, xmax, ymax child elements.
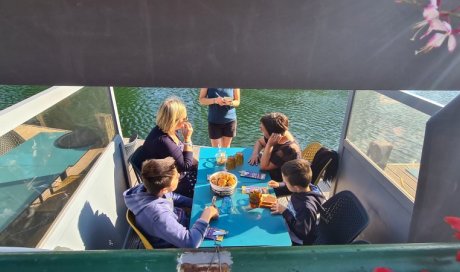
<box><xmin>0</xmin><ymin>86</ymin><xmax>348</xmax><ymax>149</ymax></box>
<box><xmin>113</xmin><ymin>87</ymin><xmax>348</xmax><ymax>150</ymax></box>
<box><xmin>2</xmin><ymin>86</ymin><xmax>459</xmax><ymax>153</ymax></box>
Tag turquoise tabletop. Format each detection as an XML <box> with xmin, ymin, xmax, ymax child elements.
<box><xmin>0</xmin><ymin>132</ymin><xmax>88</xmax><ymax>231</ymax></box>
<box><xmin>190</xmin><ymin>147</ymin><xmax>291</xmax><ymax>247</ymax></box>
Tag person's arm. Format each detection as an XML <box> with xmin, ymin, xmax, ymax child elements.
<box><xmin>282</xmin><ymin>207</ymin><xmax>316</xmax><ymax>243</ymax></box>
<box><xmin>228</xmin><ymin>88</ymin><xmax>240</xmax><ymax>107</ymax></box>
<box><xmin>259</xmin><ymin>134</ymin><xmax>281</xmax><ymax>170</ymax></box>
<box><xmin>153</xmin><ymin>207</ymin><xmax>218</xmax><ymax>248</ymax></box>
<box><xmin>248</xmin><ymin>136</ymin><xmax>266</xmax><ymax>165</ymax></box>
<box><xmin>181</xmin><ymin>121</ymin><xmax>193</xmax><ymax>153</ymax></box>
<box><xmin>199</xmin><ymin>88</ymin><xmax>224</xmax><ymax>106</ymax></box>
<box><xmin>161</xmin><ymin>137</ymin><xmax>195</xmax><ymax>171</ymax></box>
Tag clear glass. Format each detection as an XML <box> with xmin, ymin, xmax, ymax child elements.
<box><xmin>346</xmin><ymin>91</ymin><xmax>431</xmax><ymax>200</ymax></box>
<box><xmin>0</xmin><ymin>87</ymin><xmax>116</xmax><ymax>247</ymax></box>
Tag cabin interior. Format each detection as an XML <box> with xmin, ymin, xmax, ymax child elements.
<box><xmin>0</xmin><ymin>0</ymin><xmax>460</xmax><ymax>271</ymax></box>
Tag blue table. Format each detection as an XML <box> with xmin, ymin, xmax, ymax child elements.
<box><xmin>190</xmin><ymin>147</ymin><xmax>291</xmax><ymax>247</ymax></box>
<box><xmin>0</xmin><ymin>132</ymin><xmax>88</xmax><ymax>232</ymax></box>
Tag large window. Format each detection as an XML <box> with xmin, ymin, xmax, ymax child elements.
<box><xmin>0</xmin><ymin>87</ymin><xmax>116</xmax><ymax>247</ymax></box>
<box><xmin>345</xmin><ymin>91</ymin><xmax>458</xmax><ymax>201</ymax></box>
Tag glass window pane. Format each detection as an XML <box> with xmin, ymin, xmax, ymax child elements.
<box><xmin>0</xmin><ymin>87</ymin><xmax>116</xmax><ymax>247</ymax></box>
<box><xmin>405</xmin><ymin>91</ymin><xmax>459</xmax><ymax>106</ymax></box>
<box><xmin>346</xmin><ymin>91</ymin><xmax>431</xmax><ymax>200</ymax></box>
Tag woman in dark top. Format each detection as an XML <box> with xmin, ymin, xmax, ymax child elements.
<box><xmin>142</xmin><ymin>97</ymin><xmax>197</xmax><ymax>197</ymax></box>
<box><xmin>199</xmin><ymin>88</ymin><xmax>240</xmax><ymax>147</ymax></box>
<box><xmin>248</xmin><ymin>112</ymin><xmax>301</xmax><ymax>183</ymax></box>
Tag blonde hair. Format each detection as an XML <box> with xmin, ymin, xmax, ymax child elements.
<box><xmin>156</xmin><ymin>97</ymin><xmax>187</xmax><ymax>133</ymax></box>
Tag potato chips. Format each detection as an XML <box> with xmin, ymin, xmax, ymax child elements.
<box><xmin>210</xmin><ymin>172</ymin><xmax>237</xmax><ymax>187</ymax></box>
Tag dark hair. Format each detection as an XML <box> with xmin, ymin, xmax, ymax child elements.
<box><xmin>281</xmin><ymin>159</ymin><xmax>312</xmax><ymax>188</ymax></box>
<box><xmin>141</xmin><ymin>157</ymin><xmax>177</xmax><ymax>195</ymax></box>
<box><xmin>260</xmin><ymin>112</ymin><xmax>289</xmax><ymax>135</ymax></box>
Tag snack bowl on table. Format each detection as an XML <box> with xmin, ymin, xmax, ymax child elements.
<box><xmin>209</xmin><ymin>171</ymin><xmax>238</xmax><ymax>196</ymax></box>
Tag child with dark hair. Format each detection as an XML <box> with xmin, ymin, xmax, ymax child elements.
<box><xmin>248</xmin><ymin>112</ymin><xmax>301</xmax><ymax>184</ymax></box>
<box><xmin>123</xmin><ymin>157</ymin><xmax>219</xmax><ymax>248</ymax></box>
<box><xmin>270</xmin><ymin>159</ymin><xmax>325</xmax><ymax>245</ymax></box>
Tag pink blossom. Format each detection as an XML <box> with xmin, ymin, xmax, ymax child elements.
<box><xmin>423</xmin><ymin>4</ymin><xmax>439</xmax><ymax>21</ymax></box>
<box><xmin>455</xmin><ymin>232</ymin><xmax>460</xmax><ymax>240</ymax></box>
<box><xmin>457</xmin><ymin>251</ymin><xmax>460</xmax><ymax>262</ymax></box>
<box><xmin>416</xmin><ymin>21</ymin><xmax>457</xmax><ymax>54</ymax></box>
<box><xmin>373</xmin><ymin>268</ymin><xmax>393</xmax><ymax>272</ymax></box>
<box><xmin>444</xmin><ymin>216</ymin><xmax>460</xmax><ymax>232</ymax></box>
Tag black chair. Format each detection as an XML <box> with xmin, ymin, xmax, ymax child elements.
<box><xmin>128</xmin><ymin>145</ymin><xmax>145</xmax><ymax>184</ymax></box>
<box><xmin>0</xmin><ymin>130</ymin><xmax>25</xmax><ymax>155</ymax></box>
<box><xmin>313</xmin><ymin>190</ymin><xmax>369</xmax><ymax>245</ymax></box>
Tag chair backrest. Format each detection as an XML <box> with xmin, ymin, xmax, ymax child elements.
<box><xmin>310</xmin><ymin>147</ymin><xmax>339</xmax><ymax>184</ymax></box>
<box><xmin>302</xmin><ymin>141</ymin><xmax>322</xmax><ymax>162</ymax></box>
<box><xmin>313</xmin><ymin>190</ymin><xmax>369</xmax><ymax>245</ymax></box>
<box><xmin>126</xmin><ymin>209</ymin><xmax>154</xmax><ymax>249</ymax></box>
<box><xmin>0</xmin><ymin>130</ymin><xmax>25</xmax><ymax>155</ymax></box>
<box><xmin>128</xmin><ymin>145</ymin><xmax>145</xmax><ymax>184</ymax></box>
<box><xmin>312</xmin><ymin>158</ymin><xmax>332</xmax><ymax>186</ymax></box>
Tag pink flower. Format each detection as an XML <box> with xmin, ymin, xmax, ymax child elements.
<box><xmin>373</xmin><ymin>268</ymin><xmax>393</xmax><ymax>272</ymax></box>
<box><xmin>457</xmin><ymin>251</ymin><xmax>460</xmax><ymax>262</ymax></box>
<box><xmin>444</xmin><ymin>216</ymin><xmax>460</xmax><ymax>232</ymax></box>
<box><xmin>415</xmin><ymin>21</ymin><xmax>457</xmax><ymax>54</ymax></box>
<box><xmin>455</xmin><ymin>232</ymin><xmax>460</xmax><ymax>240</ymax></box>
<box><xmin>423</xmin><ymin>2</ymin><xmax>439</xmax><ymax>21</ymax></box>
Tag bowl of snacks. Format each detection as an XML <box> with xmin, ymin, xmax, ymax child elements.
<box><xmin>209</xmin><ymin>171</ymin><xmax>238</xmax><ymax>196</ymax></box>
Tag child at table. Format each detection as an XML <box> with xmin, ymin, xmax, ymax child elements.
<box><xmin>270</xmin><ymin>159</ymin><xmax>325</xmax><ymax>245</ymax></box>
<box><xmin>123</xmin><ymin>157</ymin><xmax>219</xmax><ymax>248</ymax></box>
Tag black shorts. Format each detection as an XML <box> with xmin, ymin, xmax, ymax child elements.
<box><xmin>208</xmin><ymin>120</ymin><xmax>237</xmax><ymax>139</ymax></box>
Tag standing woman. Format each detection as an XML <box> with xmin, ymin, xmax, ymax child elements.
<box><xmin>142</xmin><ymin>97</ymin><xmax>196</xmax><ymax>198</ymax></box>
<box><xmin>199</xmin><ymin>88</ymin><xmax>240</xmax><ymax>147</ymax></box>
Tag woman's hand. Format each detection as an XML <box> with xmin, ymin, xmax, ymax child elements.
<box><xmin>216</xmin><ymin>96</ymin><xmax>226</xmax><ymax>106</ymax></box>
<box><xmin>267</xmin><ymin>133</ymin><xmax>281</xmax><ymax>146</ymax></box>
<box><xmin>270</xmin><ymin>202</ymin><xmax>286</xmax><ymax>215</ymax></box>
<box><xmin>248</xmin><ymin>153</ymin><xmax>260</xmax><ymax>165</ymax></box>
<box><xmin>268</xmin><ymin>180</ymin><xmax>280</xmax><ymax>188</ymax></box>
<box><xmin>222</xmin><ymin>97</ymin><xmax>233</xmax><ymax>106</ymax></box>
<box><xmin>201</xmin><ymin>206</ymin><xmax>219</xmax><ymax>222</ymax></box>
<box><xmin>181</xmin><ymin>121</ymin><xmax>194</xmax><ymax>141</ymax></box>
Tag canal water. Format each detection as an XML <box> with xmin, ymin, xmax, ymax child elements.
<box><xmin>1</xmin><ymin>86</ymin><xmax>458</xmax><ymax>154</ymax></box>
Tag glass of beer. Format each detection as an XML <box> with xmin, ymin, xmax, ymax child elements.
<box><xmin>226</xmin><ymin>156</ymin><xmax>236</xmax><ymax>170</ymax></box>
<box><xmin>235</xmin><ymin>152</ymin><xmax>244</xmax><ymax>166</ymax></box>
<box><xmin>249</xmin><ymin>189</ymin><xmax>262</xmax><ymax>208</ymax></box>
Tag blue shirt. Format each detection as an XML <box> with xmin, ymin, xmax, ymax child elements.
<box><xmin>206</xmin><ymin>88</ymin><xmax>237</xmax><ymax>124</ymax></box>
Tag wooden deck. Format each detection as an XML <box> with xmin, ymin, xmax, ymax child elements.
<box><xmin>384</xmin><ymin>163</ymin><xmax>419</xmax><ymax>200</ymax></box>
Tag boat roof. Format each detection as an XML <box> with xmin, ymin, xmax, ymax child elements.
<box><xmin>0</xmin><ymin>0</ymin><xmax>459</xmax><ymax>89</ymax></box>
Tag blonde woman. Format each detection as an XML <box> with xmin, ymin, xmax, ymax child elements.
<box><xmin>142</xmin><ymin>97</ymin><xmax>196</xmax><ymax>197</ymax></box>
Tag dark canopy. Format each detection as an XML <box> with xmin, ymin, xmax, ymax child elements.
<box><xmin>0</xmin><ymin>0</ymin><xmax>459</xmax><ymax>89</ymax></box>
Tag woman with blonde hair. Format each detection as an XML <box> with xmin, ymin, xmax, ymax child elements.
<box><xmin>142</xmin><ymin>97</ymin><xmax>197</xmax><ymax>197</ymax></box>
